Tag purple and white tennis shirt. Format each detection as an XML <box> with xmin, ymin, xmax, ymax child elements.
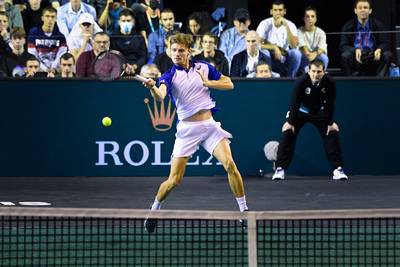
<box><xmin>158</xmin><ymin>60</ymin><xmax>222</xmax><ymax>121</ymax></box>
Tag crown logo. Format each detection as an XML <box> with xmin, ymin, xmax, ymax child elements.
<box><xmin>144</xmin><ymin>97</ymin><xmax>176</xmax><ymax>132</ymax></box>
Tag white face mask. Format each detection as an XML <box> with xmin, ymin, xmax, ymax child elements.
<box><xmin>120</xmin><ymin>22</ymin><xmax>134</xmax><ymax>34</ymax></box>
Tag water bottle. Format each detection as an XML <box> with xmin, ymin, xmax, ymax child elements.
<box><xmin>389</xmin><ymin>63</ymin><xmax>400</xmax><ymax>77</ymax></box>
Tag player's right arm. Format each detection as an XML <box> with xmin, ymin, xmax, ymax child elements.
<box><xmin>143</xmin><ymin>79</ymin><xmax>167</xmax><ymax>101</ymax></box>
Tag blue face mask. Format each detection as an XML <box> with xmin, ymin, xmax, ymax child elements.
<box><xmin>120</xmin><ymin>22</ymin><xmax>134</xmax><ymax>34</ymax></box>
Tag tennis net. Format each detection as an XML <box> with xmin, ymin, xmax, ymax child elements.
<box><xmin>1</xmin><ymin>208</ymin><xmax>399</xmax><ymax>266</ymax></box>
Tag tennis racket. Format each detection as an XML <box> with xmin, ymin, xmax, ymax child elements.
<box><xmin>93</xmin><ymin>50</ymin><xmax>125</xmax><ymax>81</ymax></box>
<box><xmin>132</xmin><ymin>74</ymin><xmax>150</xmax><ymax>83</ymax></box>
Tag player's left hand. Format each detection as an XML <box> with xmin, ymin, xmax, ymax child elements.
<box><xmin>326</xmin><ymin>122</ymin><xmax>339</xmax><ymax>135</ymax></box>
<box><xmin>196</xmin><ymin>67</ymin><xmax>209</xmax><ymax>86</ymax></box>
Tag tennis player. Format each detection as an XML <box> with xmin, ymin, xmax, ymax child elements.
<box><xmin>142</xmin><ymin>33</ymin><xmax>249</xmax><ymax>233</ymax></box>
<box><xmin>272</xmin><ymin>59</ymin><xmax>348</xmax><ymax>181</ymax></box>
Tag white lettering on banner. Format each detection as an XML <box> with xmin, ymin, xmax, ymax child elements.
<box><xmin>96</xmin><ymin>140</ymin><xmax>221</xmax><ymax>166</ymax></box>
<box><xmin>0</xmin><ymin>202</ymin><xmax>52</xmax><ymax>206</ymax></box>
<box><xmin>96</xmin><ymin>141</ymin><xmax>124</xmax><ymax>166</ymax></box>
<box><xmin>152</xmin><ymin>141</ymin><xmax>171</xmax><ymax>165</ymax></box>
<box><xmin>124</xmin><ymin>141</ymin><xmax>149</xmax><ymax>166</ymax></box>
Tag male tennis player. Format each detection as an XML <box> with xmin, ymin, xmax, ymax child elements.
<box><xmin>142</xmin><ymin>33</ymin><xmax>249</xmax><ymax>233</ymax></box>
<box><xmin>272</xmin><ymin>59</ymin><xmax>348</xmax><ymax>181</ymax></box>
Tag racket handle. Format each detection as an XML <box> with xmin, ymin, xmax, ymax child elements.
<box><xmin>134</xmin><ymin>75</ymin><xmax>150</xmax><ymax>83</ymax></box>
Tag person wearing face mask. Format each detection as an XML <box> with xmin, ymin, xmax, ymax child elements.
<box><xmin>271</xmin><ymin>59</ymin><xmax>348</xmax><ymax>181</ymax></box>
<box><xmin>110</xmin><ymin>8</ymin><xmax>147</xmax><ymax>75</ymax></box>
<box><xmin>67</xmin><ymin>12</ymin><xmax>102</xmax><ymax>60</ymax></box>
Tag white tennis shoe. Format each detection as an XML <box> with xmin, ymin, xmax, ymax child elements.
<box><xmin>333</xmin><ymin>167</ymin><xmax>348</xmax><ymax>180</ymax></box>
<box><xmin>272</xmin><ymin>167</ymin><xmax>285</xmax><ymax>180</ymax></box>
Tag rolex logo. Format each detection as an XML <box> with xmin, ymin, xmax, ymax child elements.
<box><xmin>144</xmin><ymin>97</ymin><xmax>176</xmax><ymax>132</ymax></box>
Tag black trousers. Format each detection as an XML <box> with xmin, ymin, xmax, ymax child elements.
<box><xmin>276</xmin><ymin>112</ymin><xmax>344</xmax><ymax>170</ymax></box>
<box><xmin>341</xmin><ymin>50</ymin><xmax>392</xmax><ymax>77</ymax></box>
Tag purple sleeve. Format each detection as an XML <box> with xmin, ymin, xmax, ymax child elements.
<box><xmin>205</xmin><ymin>62</ymin><xmax>222</xmax><ymax>81</ymax></box>
<box><xmin>158</xmin><ymin>68</ymin><xmax>175</xmax><ymax>94</ymax></box>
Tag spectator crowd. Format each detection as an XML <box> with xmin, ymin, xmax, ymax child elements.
<box><xmin>0</xmin><ymin>0</ymin><xmax>394</xmax><ymax>78</ymax></box>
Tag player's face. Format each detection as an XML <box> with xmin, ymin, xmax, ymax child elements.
<box><xmin>270</xmin><ymin>4</ymin><xmax>286</xmax><ymax>20</ymax></box>
<box><xmin>354</xmin><ymin>1</ymin><xmax>372</xmax><ymax>20</ymax></box>
<box><xmin>308</xmin><ymin>64</ymin><xmax>325</xmax><ymax>82</ymax></box>
<box><xmin>170</xmin><ymin>43</ymin><xmax>190</xmax><ymax>66</ymax></box>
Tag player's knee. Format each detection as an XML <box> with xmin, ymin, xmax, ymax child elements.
<box><xmin>168</xmin><ymin>174</ymin><xmax>182</xmax><ymax>188</ymax></box>
<box><xmin>224</xmin><ymin>158</ymin><xmax>238</xmax><ymax>175</ymax></box>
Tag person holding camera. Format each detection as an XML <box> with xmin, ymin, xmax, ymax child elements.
<box><xmin>340</xmin><ymin>0</ymin><xmax>392</xmax><ymax>77</ymax></box>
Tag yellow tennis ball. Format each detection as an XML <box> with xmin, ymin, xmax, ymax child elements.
<box><xmin>102</xmin><ymin>117</ymin><xmax>112</xmax><ymax>127</ymax></box>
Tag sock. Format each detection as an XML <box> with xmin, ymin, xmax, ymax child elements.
<box><xmin>236</xmin><ymin>196</ymin><xmax>248</xmax><ymax>212</ymax></box>
<box><xmin>150</xmin><ymin>198</ymin><xmax>162</xmax><ymax>211</ymax></box>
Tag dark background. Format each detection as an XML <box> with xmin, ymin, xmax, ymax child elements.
<box><xmin>162</xmin><ymin>0</ymin><xmax>400</xmax><ymax>68</ymax></box>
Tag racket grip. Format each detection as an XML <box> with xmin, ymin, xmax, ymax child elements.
<box><xmin>134</xmin><ymin>75</ymin><xmax>150</xmax><ymax>83</ymax></box>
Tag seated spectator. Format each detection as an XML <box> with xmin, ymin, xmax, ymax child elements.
<box><xmin>139</xmin><ymin>63</ymin><xmax>160</xmax><ymax>79</ymax></box>
<box><xmin>57</xmin><ymin>52</ymin><xmax>75</xmax><ymax>77</ymax></box>
<box><xmin>230</xmin><ymin>30</ymin><xmax>271</xmax><ymax>78</ymax></box>
<box><xmin>219</xmin><ymin>8</ymin><xmax>250</xmax><ymax>66</ymax></box>
<box><xmin>194</xmin><ymin>32</ymin><xmax>229</xmax><ymax>76</ymax></box>
<box><xmin>24</xmin><ymin>55</ymin><xmax>47</xmax><ymax>77</ymax></box>
<box><xmin>110</xmin><ymin>8</ymin><xmax>147</xmax><ymax>75</ymax></box>
<box><xmin>76</xmin><ymin>31</ymin><xmax>110</xmax><ymax>77</ymax></box>
<box><xmin>186</xmin><ymin>11</ymin><xmax>212</xmax><ymax>56</ymax></box>
<box><xmin>0</xmin><ymin>27</ymin><xmax>31</xmax><ymax>77</ymax></box>
<box><xmin>340</xmin><ymin>0</ymin><xmax>392</xmax><ymax>76</ymax></box>
<box><xmin>147</xmin><ymin>8</ymin><xmax>177</xmax><ymax>63</ymax></box>
<box><xmin>256</xmin><ymin>0</ymin><xmax>301</xmax><ymax>77</ymax></box>
<box><xmin>254</xmin><ymin>61</ymin><xmax>280</xmax><ymax>78</ymax></box>
<box><xmin>98</xmin><ymin>0</ymin><xmax>126</xmax><ymax>35</ymax></box>
<box><xmin>28</xmin><ymin>6</ymin><xmax>67</xmax><ymax>74</ymax></box>
<box><xmin>21</xmin><ymin>0</ymin><xmax>44</xmax><ymax>33</ymax></box>
<box><xmin>67</xmin><ymin>12</ymin><xmax>102</xmax><ymax>60</ymax></box>
<box><xmin>56</xmin><ymin>0</ymin><xmax>96</xmax><ymax>37</ymax></box>
<box><xmin>153</xmin><ymin>30</ymin><xmax>175</xmax><ymax>73</ymax></box>
<box><xmin>0</xmin><ymin>11</ymin><xmax>10</xmax><ymax>54</ymax></box>
<box><xmin>0</xmin><ymin>0</ymin><xmax>23</xmax><ymax>28</ymax></box>
<box><xmin>297</xmin><ymin>6</ymin><xmax>328</xmax><ymax>75</ymax></box>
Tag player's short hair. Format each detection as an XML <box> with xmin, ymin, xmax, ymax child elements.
<box><xmin>354</xmin><ymin>0</ymin><xmax>372</xmax><ymax>8</ymax></box>
<box><xmin>169</xmin><ymin>33</ymin><xmax>193</xmax><ymax>49</ymax></box>
<box><xmin>309</xmin><ymin>59</ymin><xmax>325</xmax><ymax>69</ymax></box>
<box><xmin>60</xmin><ymin>52</ymin><xmax>75</xmax><ymax>63</ymax></box>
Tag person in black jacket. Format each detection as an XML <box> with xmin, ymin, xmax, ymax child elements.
<box><xmin>194</xmin><ymin>32</ymin><xmax>229</xmax><ymax>76</ymax></box>
<box><xmin>110</xmin><ymin>9</ymin><xmax>147</xmax><ymax>75</ymax></box>
<box><xmin>339</xmin><ymin>0</ymin><xmax>392</xmax><ymax>76</ymax></box>
<box><xmin>272</xmin><ymin>59</ymin><xmax>348</xmax><ymax>181</ymax></box>
<box><xmin>230</xmin><ymin>30</ymin><xmax>271</xmax><ymax>77</ymax></box>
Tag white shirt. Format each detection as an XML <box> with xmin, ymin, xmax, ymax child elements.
<box><xmin>246</xmin><ymin>50</ymin><xmax>259</xmax><ymax>77</ymax></box>
<box><xmin>256</xmin><ymin>17</ymin><xmax>298</xmax><ymax>51</ymax></box>
<box><xmin>297</xmin><ymin>26</ymin><xmax>327</xmax><ymax>53</ymax></box>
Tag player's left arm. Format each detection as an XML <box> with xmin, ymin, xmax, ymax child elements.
<box><xmin>196</xmin><ymin>63</ymin><xmax>234</xmax><ymax>90</ymax></box>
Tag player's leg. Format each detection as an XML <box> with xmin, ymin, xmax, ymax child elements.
<box><xmin>314</xmin><ymin>120</ymin><xmax>348</xmax><ymax>180</ymax></box>
<box><xmin>144</xmin><ymin>157</ymin><xmax>189</xmax><ymax>233</ymax></box>
<box><xmin>212</xmin><ymin>139</ymin><xmax>248</xmax><ymax>212</ymax></box>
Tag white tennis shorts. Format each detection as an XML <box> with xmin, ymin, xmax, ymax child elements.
<box><xmin>172</xmin><ymin>118</ymin><xmax>232</xmax><ymax>158</ymax></box>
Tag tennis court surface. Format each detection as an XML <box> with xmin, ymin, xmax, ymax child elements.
<box><xmin>1</xmin><ymin>175</ymin><xmax>399</xmax><ymax>266</ymax></box>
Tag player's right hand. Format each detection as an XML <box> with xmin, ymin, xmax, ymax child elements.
<box><xmin>142</xmin><ymin>78</ymin><xmax>156</xmax><ymax>89</ymax></box>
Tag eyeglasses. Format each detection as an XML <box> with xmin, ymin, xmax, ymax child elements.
<box><xmin>81</xmin><ymin>22</ymin><xmax>92</xmax><ymax>27</ymax></box>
